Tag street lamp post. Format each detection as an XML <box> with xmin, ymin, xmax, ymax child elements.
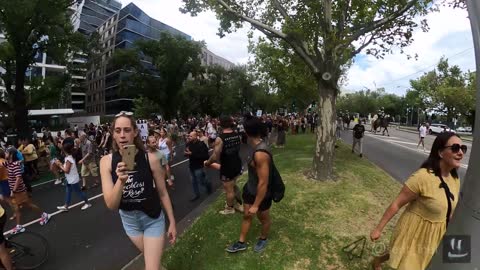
<box><xmin>427</xmin><ymin>0</ymin><xmax>480</xmax><ymax>269</ymax></box>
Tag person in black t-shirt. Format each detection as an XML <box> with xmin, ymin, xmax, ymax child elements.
<box><xmin>352</xmin><ymin>123</ymin><xmax>365</xmax><ymax>157</ymax></box>
<box><xmin>205</xmin><ymin>116</ymin><xmax>243</xmax><ymax>215</ymax></box>
<box><xmin>185</xmin><ymin>132</ymin><xmax>212</xmax><ymax>201</ymax></box>
<box><xmin>99</xmin><ymin>112</ymin><xmax>176</xmax><ymax>270</ymax></box>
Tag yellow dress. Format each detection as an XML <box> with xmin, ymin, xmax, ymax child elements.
<box><xmin>388</xmin><ymin>168</ymin><xmax>460</xmax><ymax>270</ymax></box>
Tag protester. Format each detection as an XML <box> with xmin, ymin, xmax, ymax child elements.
<box><xmin>226</xmin><ymin>116</ymin><xmax>273</xmax><ymax>253</ymax></box>
<box><xmin>352</xmin><ymin>121</ymin><xmax>366</xmax><ymax>157</ymax></box>
<box><xmin>46</xmin><ymin>136</ymin><xmax>63</xmax><ymax>185</ymax></box>
<box><xmin>5</xmin><ymin>147</ymin><xmax>50</xmax><ymax>234</ymax></box>
<box><xmin>20</xmin><ymin>138</ymin><xmax>38</xmax><ymax>193</ymax></box>
<box><xmin>185</xmin><ymin>131</ymin><xmax>212</xmax><ymax>201</ymax></box>
<box><xmin>55</xmin><ymin>142</ymin><xmax>92</xmax><ymax>211</ymax></box>
<box><xmin>79</xmin><ymin>132</ymin><xmax>100</xmax><ymax>190</ymax></box>
<box><xmin>100</xmin><ymin>112</ymin><xmax>176</xmax><ymax>270</ymax></box>
<box><xmin>0</xmin><ymin>200</ymin><xmax>12</xmax><ymax>270</ymax></box>
<box><xmin>204</xmin><ymin>116</ymin><xmax>243</xmax><ymax>215</ymax></box>
<box><xmin>155</xmin><ymin>128</ymin><xmax>175</xmax><ymax>189</ymax></box>
<box><xmin>417</xmin><ymin>123</ymin><xmax>427</xmax><ymax>152</ymax></box>
<box><xmin>370</xmin><ymin>132</ymin><xmax>465</xmax><ymax>270</ymax></box>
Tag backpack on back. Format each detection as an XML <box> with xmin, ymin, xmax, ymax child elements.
<box><xmin>254</xmin><ymin>149</ymin><xmax>285</xmax><ymax>203</ymax></box>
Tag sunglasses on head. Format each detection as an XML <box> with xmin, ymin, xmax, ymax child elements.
<box><xmin>115</xmin><ymin>111</ymin><xmax>133</xmax><ymax>117</ymax></box>
<box><xmin>444</xmin><ymin>144</ymin><xmax>468</xmax><ymax>154</ymax></box>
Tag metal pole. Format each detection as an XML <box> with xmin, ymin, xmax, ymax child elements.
<box><xmin>427</xmin><ymin>0</ymin><xmax>480</xmax><ymax>268</ymax></box>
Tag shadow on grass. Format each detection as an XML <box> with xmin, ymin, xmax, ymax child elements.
<box><xmin>164</xmin><ymin>134</ymin><xmax>401</xmax><ymax>270</ymax></box>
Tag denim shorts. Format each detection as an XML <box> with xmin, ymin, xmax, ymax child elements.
<box><xmin>118</xmin><ymin>209</ymin><xmax>166</xmax><ymax>238</ymax></box>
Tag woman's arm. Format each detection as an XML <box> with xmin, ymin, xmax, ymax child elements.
<box><xmin>166</xmin><ymin>138</ymin><xmax>174</xmax><ymax>159</ymax></box>
<box><xmin>100</xmin><ymin>155</ymin><xmax>128</xmax><ymax>210</ymax></box>
<box><xmin>372</xmin><ymin>185</ymin><xmax>418</xmax><ymax>236</ymax></box>
<box><xmin>56</xmin><ymin>159</ymin><xmax>72</xmax><ymax>174</ymax></box>
<box><xmin>149</xmin><ymin>152</ymin><xmax>176</xmax><ymax>244</ymax></box>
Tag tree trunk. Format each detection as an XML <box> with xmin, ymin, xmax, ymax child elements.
<box><xmin>14</xmin><ymin>63</ymin><xmax>29</xmax><ymax>138</ymax></box>
<box><xmin>427</xmin><ymin>1</ymin><xmax>480</xmax><ymax>268</ymax></box>
<box><xmin>311</xmin><ymin>83</ymin><xmax>336</xmax><ymax>181</ymax></box>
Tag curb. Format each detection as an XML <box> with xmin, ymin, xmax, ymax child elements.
<box><xmin>121</xmin><ymin>189</ymin><xmax>223</xmax><ymax>270</ymax></box>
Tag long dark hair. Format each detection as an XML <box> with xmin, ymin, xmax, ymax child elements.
<box><xmin>420</xmin><ymin>132</ymin><xmax>459</xmax><ymax>179</ymax></box>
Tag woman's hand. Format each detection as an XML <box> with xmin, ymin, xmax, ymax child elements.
<box><xmin>167</xmin><ymin>223</ymin><xmax>177</xmax><ymax>244</ymax></box>
<box><xmin>115</xmin><ymin>162</ymin><xmax>129</xmax><ymax>184</ymax></box>
<box><xmin>370</xmin><ymin>228</ymin><xmax>382</xmax><ymax>242</ymax></box>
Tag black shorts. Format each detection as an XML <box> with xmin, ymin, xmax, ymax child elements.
<box><xmin>220</xmin><ymin>172</ymin><xmax>241</xmax><ymax>182</ymax></box>
<box><xmin>0</xmin><ymin>213</ymin><xmax>6</xmax><ymax>244</ymax></box>
<box><xmin>242</xmin><ymin>184</ymin><xmax>272</xmax><ymax>212</ymax></box>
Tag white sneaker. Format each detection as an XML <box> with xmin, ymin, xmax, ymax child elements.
<box><xmin>219</xmin><ymin>207</ymin><xmax>235</xmax><ymax>215</ymax></box>
<box><xmin>54</xmin><ymin>179</ymin><xmax>62</xmax><ymax>185</ymax></box>
<box><xmin>57</xmin><ymin>205</ymin><xmax>68</xmax><ymax>211</ymax></box>
<box><xmin>81</xmin><ymin>203</ymin><xmax>92</xmax><ymax>210</ymax></box>
<box><xmin>40</xmin><ymin>213</ymin><xmax>50</xmax><ymax>226</ymax></box>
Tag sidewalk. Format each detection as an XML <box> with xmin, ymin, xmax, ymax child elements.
<box><xmin>121</xmin><ymin>189</ymin><xmax>223</xmax><ymax>270</ymax></box>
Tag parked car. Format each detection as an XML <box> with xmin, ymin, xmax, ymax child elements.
<box><xmin>429</xmin><ymin>123</ymin><xmax>456</xmax><ymax>134</ymax></box>
<box><xmin>466</xmin><ymin>127</ymin><xmax>472</xmax><ymax>132</ymax></box>
<box><xmin>456</xmin><ymin>127</ymin><xmax>467</xmax><ymax>132</ymax></box>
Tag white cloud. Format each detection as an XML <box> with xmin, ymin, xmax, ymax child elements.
<box><xmin>118</xmin><ymin>0</ymin><xmax>254</xmax><ymax>65</ymax></box>
<box><xmin>345</xmin><ymin>7</ymin><xmax>475</xmax><ymax>96</ymax></box>
<box><xmin>118</xmin><ymin>1</ymin><xmax>475</xmax><ymax>97</ymax></box>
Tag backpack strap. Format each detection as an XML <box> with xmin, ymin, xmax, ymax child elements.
<box><xmin>438</xmin><ymin>175</ymin><xmax>454</xmax><ymax>227</ymax></box>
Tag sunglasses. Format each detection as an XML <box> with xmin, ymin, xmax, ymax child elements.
<box><xmin>115</xmin><ymin>111</ymin><xmax>133</xmax><ymax>117</ymax></box>
<box><xmin>444</xmin><ymin>144</ymin><xmax>468</xmax><ymax>154</ymax></box>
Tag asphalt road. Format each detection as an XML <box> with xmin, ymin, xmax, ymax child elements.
<box><xmin>340</xmin><ymin>125</ymin><xmax>469</xmax><ymax>183</ymax></box>
<box><xmin>0</xmin><ymin>143</ymin><xmax>250</xmax><ymax>270</ymax></box>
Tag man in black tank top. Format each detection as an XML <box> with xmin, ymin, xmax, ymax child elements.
<box><xmin>205</xmin><ymin>116</ymin><xmax>243</xmax><ymax>215</ymax></box>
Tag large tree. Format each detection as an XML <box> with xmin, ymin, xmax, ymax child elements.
<box><xmin>110</xmin><ymin>32</ymin><xmax>204</xmax><ymax>120</ymax></box>
<box><xmin>180</xmin><ymin>0</ymin><xmax>435</xmax><ymax>179</ymax></box>
<box><xmin>0</xmin><ymin>0</ymin><xmax>79</xmax><ymax>136</ymax></box>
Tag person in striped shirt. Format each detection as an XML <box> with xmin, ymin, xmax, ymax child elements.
<box><xmin>4</xmin><ymin>147</ymin><xmax>50</xmax><ymax>234</ymax></box>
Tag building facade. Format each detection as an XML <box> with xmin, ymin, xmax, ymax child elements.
<box><xmin>201</xmin><ymin>48</ymin><xmax>235</xmax><ymax>70</ymax></box>
<box><xmin>86</xmin><ymin>3</ymin><xmax>191</xmax><ymax>115</ymax></box>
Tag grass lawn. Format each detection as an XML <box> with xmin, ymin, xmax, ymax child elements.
<box><xmin>163</xmin><ymin>134</ymin><xmax>403</xmax><ymax>270</ymax></box>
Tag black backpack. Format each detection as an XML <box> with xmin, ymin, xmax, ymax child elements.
<box><xmin>254</xmin><ymin>149</ymin><xmax>285</xmax><ymax>203</ymax></box>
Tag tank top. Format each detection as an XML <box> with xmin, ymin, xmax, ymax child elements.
<box><xmin>219</xmin><ymin>131</ymin><xmax>242</xmax><ymax>178</ymax></box>
<box><xmin>158</xmin><ymin>138</ymin><xmax>170</xmax><ymax>157</ymax></box>
<box><xmin>111</xmin><ymin>150</ymin><xmax>162</xmax><ymax>218</ymax></box>
<box><xmin>246</xmin><ymin>141</ymin><xmax>272</xmax><ymax>196</ymax></box>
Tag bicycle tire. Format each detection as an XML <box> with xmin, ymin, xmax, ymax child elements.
<box><xmin>7</xmin><ymin>231</ymin><xmax>49</xmax><ymax>270</ymax></box>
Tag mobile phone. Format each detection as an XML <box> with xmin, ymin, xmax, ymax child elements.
<box><xmin>122</xmin><ymin>145</ymin><xmax>136</xmax><ymax>171</ymax></box>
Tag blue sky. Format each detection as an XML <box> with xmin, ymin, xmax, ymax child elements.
<box><xmin>120</xmin><ymin>1</ymin><xmax>475</xmax><ymax>97</ymax></box>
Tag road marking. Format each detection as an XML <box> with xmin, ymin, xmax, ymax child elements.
<box><xmin>13</xmin><ymin>148</ymin><xmax>210</xmax><ymax>233</ymax></box>
<box><xmin>365</xmin><ymin>133</ymin><xmax>469</xmax><ymax>169</ymax></box>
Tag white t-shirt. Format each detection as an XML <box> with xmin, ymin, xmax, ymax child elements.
<box><xmin>64</xmin><ymin>155</ymin><xmax>80</xmax><ymax>185</ymax></box>
<box><xmin>419</xmin><ymin>126</ymin><xmax>427</xmax><ymax>137</ymax></box>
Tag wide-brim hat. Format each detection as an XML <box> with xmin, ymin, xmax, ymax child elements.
<box><xmin>154</xmin><ymin>129</ymin><xmax>161</xmax><ymax>135</ymax></box>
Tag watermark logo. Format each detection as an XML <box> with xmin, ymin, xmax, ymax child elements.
<box><xmin>442</xmin><ymin>235</ymin><xmax>471</xmax><ymax>263</ymax></box>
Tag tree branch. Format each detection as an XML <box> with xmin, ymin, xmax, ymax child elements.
<box><xmin>347</xmin><ymin>0</ymin><xmax>418</xmax><ymax>43</ymax></box>
<box><xmin>351</xmin><ymin>33</ymin><xmax>376</xmax><ymax>57</ymax></box>
<box><xmin>272</xmin><ymin>0</ymin><xmax>290</xmax><ymax>20</ymax></box>
<box><xmin>216</xmin><ymin>0</ymin><xmax>287</xmax><ymax>39</ymax></box>
<box><xmin>337</xmin><ymin>0</ymin><xmax>352</xmax><ymax>35</ymax></box>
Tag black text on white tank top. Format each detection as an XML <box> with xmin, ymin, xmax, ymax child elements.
<box><xmin>123</xmin><ymin>172</ymin><xmax>146</xmax><ymax>202</ymax></box>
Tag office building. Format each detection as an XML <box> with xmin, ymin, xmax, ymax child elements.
<box><xmin>201</xmin><ymin>48</ymin><xmax>235</xmax><ymax>70</ymax></box>
<box><xmin>86</xmin><ymin>2</ymin><xmax>191</xmax><ymax>115</ymax></box>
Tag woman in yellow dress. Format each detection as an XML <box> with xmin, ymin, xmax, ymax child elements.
<box><xmin>370</xmin><ymin>132</ymin><xmax>467</xmax><ymax>270</ymax></box>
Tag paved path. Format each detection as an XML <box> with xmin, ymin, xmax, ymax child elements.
<box><xmin>340</xmin><ymin>126</ymin><xmax>469</xmax><ymax>183</ymax></box>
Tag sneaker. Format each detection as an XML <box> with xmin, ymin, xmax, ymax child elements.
<box><xmin>39</xmin><ymin>213</ymin><xmax>50</xmax><ymax>226</ymax></box>
<box><xmin>57</xmin><ymin>205</ymin><xmax>69</xmax><ymax>211</ymax></box>
<box><xmin>234</xmin><ymin>204</ymin><xmax>244</xmax><ymax>213</ymax></box>
<box><xmin>81</xmin><ymin>203</ymin><xmax>92</xmax><ymax>210</ymax></box>
<box><xmin>219</xmin><ymin>207</ymin><xmax>235</xmax><ymax>215</ymax></box>
<box><xmin>12</xmin><ymin>225</ymin><xmax>25</xmax><ymax>235</ymax></box>
<box><xmin>226</xmin><ymin>241</ymin><xmax>247</xmax><ymax>253</ymax></box>
<box><xmin>54</xmin><ymin>179</ymin><xmax>62</xmax><ymax>185</ymax></box>
<box><xmin>254</xmin><ymin>239</ymin><xmax>268</xmax><ymax>253</ymax></box>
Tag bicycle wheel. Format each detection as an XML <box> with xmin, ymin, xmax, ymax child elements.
<box><xmin>7</xmin><ymin>231</ymin><xmax>49</xmax><ymax>270</ymax></box>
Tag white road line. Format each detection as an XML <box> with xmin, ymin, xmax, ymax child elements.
<box><xmin>366</xmin><ymin>133</ymin><xmax>469</xmax><ymax>169</ymax></box>
<box><xmin>10</xmin><ymin>148</ymin><xmax>210</xmax><ymax>234</ymax></box>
